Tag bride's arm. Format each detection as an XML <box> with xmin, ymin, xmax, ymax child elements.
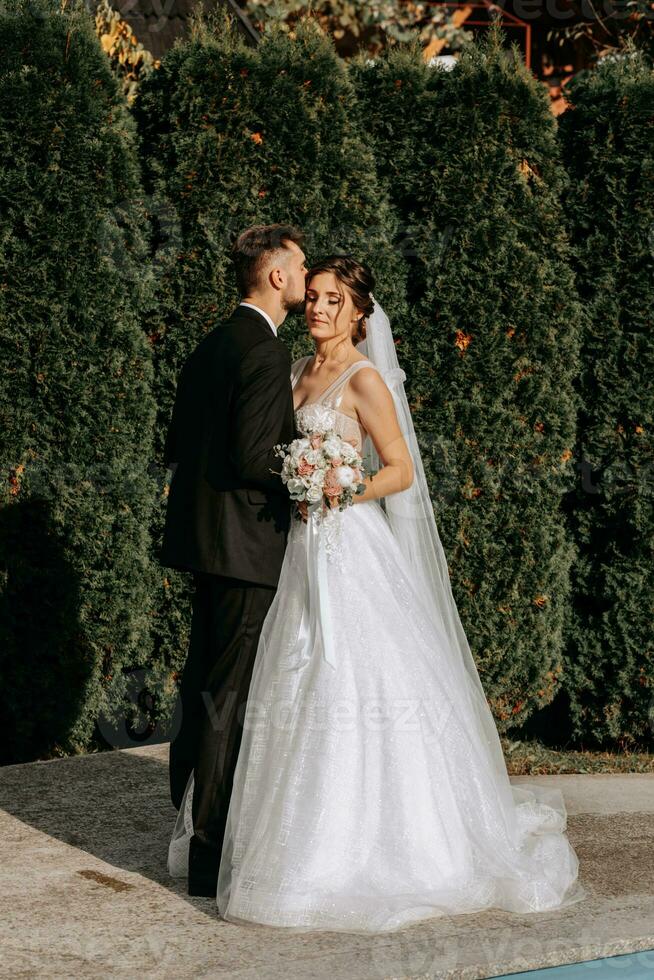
<box><xmin>349</xmin><ymin>368</ymin><xmax>414</xmax><ymax>503</ymax></box>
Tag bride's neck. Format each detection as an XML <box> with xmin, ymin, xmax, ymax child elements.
<box><xmin>313</xmin><ymin>336</ymin><xmax>355</xmax><ymax>366</ymax></box>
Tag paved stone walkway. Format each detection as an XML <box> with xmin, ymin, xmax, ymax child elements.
<box><xmin>1</xmin><ymin>743</ymin><xmax>652</xmax><ymax>979</ymax></box>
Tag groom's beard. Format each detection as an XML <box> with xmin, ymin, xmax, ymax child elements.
<box><xmin>284</xmin><ymin>295</ymin><xmax>306</xmax><ymax>316</ymax></box>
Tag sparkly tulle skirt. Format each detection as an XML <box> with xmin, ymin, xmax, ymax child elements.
<box><xmin>168</xmin><ymin>497</ymin><xmax>586</xmax><ymax>933</ymax></box>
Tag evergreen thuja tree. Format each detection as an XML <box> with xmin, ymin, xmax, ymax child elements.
<box><xmin>0</xmin><ymin>0</ymin><xmax>158</xmax><ymax>762</ymax></box>
<box><xmin>250</xmin><ymin>16</ymin><xmax>410</xmax><ymax>346</ymax></box>
<box><xmin>558</xmin><ymin>49</ymin><xmax>654</xmax><ymax>748</ymax></box>
<box><xmin>351</xmin><ymin>28</ymin><xmax>584</xmax><ymax>732</ymax></box>
<box><xmin>135</xmin><ymin>11</ymin><xmax>409</xmax><ymax>708</ymax></box>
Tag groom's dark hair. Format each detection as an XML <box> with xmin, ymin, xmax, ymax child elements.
<box><xmin>231</xmin><ymin>223</ymin><xmax>305</xmax><ymax>295</ymax></box>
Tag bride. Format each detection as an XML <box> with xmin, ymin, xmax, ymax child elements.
<box><xmin>168</xmin><ymin>255</ymin><xmax>587</xmax><ymax>933</ymax></box>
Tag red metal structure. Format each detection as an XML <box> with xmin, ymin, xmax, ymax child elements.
<box><xmin>419</xmin><ymin>0</ymin><xmax>533</xmax><ymax>69</ymax></box>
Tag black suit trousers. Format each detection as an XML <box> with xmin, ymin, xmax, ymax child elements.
<box><xmin>169</xmin><ymin>570</ymin><xmax>276</xmax><ymax>879</ymax></box>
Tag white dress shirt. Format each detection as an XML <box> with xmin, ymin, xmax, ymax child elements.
<box><xmin>238</xmin><ymin>302</ymin><xmax>278</xmax><ymax>337</ymax></box>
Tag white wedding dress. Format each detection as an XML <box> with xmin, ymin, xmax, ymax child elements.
<box><xmin>168</xmin><ymin>354</ymin><xmax>587</xmax><ymax>933</ymax></box>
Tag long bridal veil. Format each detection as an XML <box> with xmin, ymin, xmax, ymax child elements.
<box><xmin>358</xmin><ymin>296</ymin><xmax>512</xmax><ymax>790</ymax></box>
<box><xmin>357</xmin><ymin>295</ymin><xmax>586</xmax><ymax>908</ymax></box>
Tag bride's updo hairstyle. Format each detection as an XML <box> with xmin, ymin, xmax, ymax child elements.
<box><xmin>306</xmin><ymin>255</ymin><xmax>375</xmax><ymax>347</ymax></box>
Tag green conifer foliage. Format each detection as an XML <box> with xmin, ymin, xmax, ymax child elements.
<box><xmin>352</xmin><ymin>29</ymin><xmax>583</xmax><ymax>731</ymax></box>
<box><xmin>558</xmin><ymin>50</ymin><xmax>654</xmax><ymax>747</ymax></box>
<box><xmin>0</xmin><ymin>0</ymin><xmax>158</xmax><ymax>762</ymax></box>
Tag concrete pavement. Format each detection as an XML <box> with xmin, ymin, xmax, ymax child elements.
<box><xmin>1</xmin><ymin>743</ymin><xmax>652</xmax><ymax>979</ymax></box>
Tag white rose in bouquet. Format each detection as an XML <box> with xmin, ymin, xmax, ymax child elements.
<box><xmin>290</xmin><ymin>439</ymin><xmax>310</xmax><ymax>465</ymax></box>
<box><xmin>304</xmin><ymin>447</ymin><xmax>322</xmax><ymax>466</ymax></box>
<box><xmin>306</xmin><ymin>484</ymin><xmax>324</xmax><ymax>504</ymax></box>
<box><xmin>340</xmin><ymin>442</ymin><xmax>358</xmax><ymax>464</ymax></box>
<box><xmin>321</xmin><ymin>436</ymin><xmax>343</xmax><ymax>458</ymax></box>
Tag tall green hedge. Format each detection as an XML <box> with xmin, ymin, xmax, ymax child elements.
<box><xmin>3</xmin><ymin>3</ymin><xmax>649</xmax><ymax>759</ymax></box>
<box><xmin>134</xmin><ymin>11</ymin><xmax>409</xmax><ymax>712</ymax></box>
<box><xmin>0</xmin><ymin>0</ymin><xmax>158</xmax><ymax>762</ymax></box>
<box><xmin>351</xmin><ymin>29</ymin><xmax>584</xmax><ymax>732</ymax></box>
<box><xmin>558</xmin><ymin>50</ymin><xmax>654</xmax><ymax>748</ymax></box>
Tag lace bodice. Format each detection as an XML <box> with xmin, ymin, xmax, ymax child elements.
<box><xmin>291</xmin><ymin>355</ymin><xmax>377</xmax><ymax>453</ymax></box>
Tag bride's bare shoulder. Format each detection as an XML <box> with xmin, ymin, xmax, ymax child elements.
<box><xmin>349</xmin><ymin>362</ymin><xmax>388</xmax><ymax>403</ymax></box>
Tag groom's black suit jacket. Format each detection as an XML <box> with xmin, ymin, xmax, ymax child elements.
<box><xmin>159</xmin><ymin>305</ymin><xmax>297</xmax><ymax>588</ymax></box>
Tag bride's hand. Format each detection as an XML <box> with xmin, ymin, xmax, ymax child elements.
<box><xmin>297</xmin><ymin>500</ymin><xmax>308</xmax><ymax>523</ymax></box>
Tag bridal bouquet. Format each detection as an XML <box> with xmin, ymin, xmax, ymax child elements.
<box><xmin>272</xmin><ymin>425</ymin><xmax>367</xmax><ymax>513</ymax></box>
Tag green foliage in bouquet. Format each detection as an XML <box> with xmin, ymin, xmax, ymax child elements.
<box><xmin>558</xmin><ymin>48</ymin><xmax>654</xmax><ymax>748</ymax></box>
<box><xmin>0</xmin><ymin>0</ymin><xmax>159</xmax><ymax>762</ymax></box>
<box><xmin>351</xmin><ymin>26</ymin><xmax>585</xmax><ymax>733</ymax></box>
<box><xmin>134</xmin><ymin>9</ymin><xmax>409</xmax><ymax>718</ymax></box>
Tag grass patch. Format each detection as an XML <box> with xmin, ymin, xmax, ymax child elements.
<box><xmin>501</xmin><ymin>737</ymin><xmax>654</xmax><ymax>774</ymax></box>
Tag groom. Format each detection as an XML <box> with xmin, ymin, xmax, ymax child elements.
<box><xmin>160</xmin><ymin>223</ymin><xmax>307</xmax><ymax>896</ymax></box>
